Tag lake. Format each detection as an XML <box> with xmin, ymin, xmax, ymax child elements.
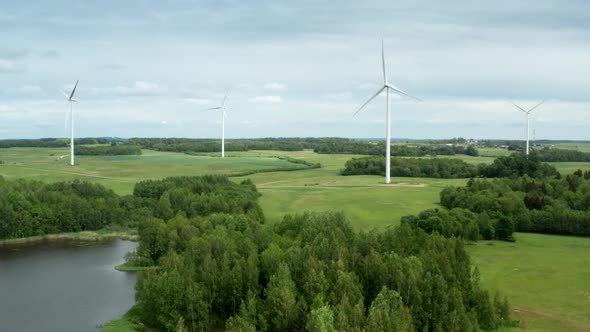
<box><xmin>0</xmin><ymin>239</ymin><xmax>138</xmax><ymax>332</ymax></box>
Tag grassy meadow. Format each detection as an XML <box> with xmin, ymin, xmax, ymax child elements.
<box><xmin>2</xmin><ymin>146</ymin><xmax>590</xmax><ymax>331</ymax></box>
<box><xmin>469</xmin><ymin>233</ymin><xmax>590</xmax><ymax>332</ymax></box>
<box><xmin>0</xmin><ymin>148</ymin><xmax>308</xmax><ymax>194</ymax></box>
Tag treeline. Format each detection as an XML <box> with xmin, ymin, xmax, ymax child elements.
<box><xmin>315</xmin><ymin>142</ymin><xmax>479</xmax><ymax>156</ymax></box>
<box><xmin>132</xmin><ymin>209</ymin><xmax>512</xmax><ymax>331</ymax></box>
<box><xmin>342</xmin><ymin>157</ymin><xmax>479</xmax><ymax>178</ymax></box>
<box><xmin>342</xmin><ymin>154</ymin><xmax>559</xmax><ymax>179</ymax></box>
<box><xmin>401</xmin><ymin>208</ymin><xmax>515</xmax><ymax>242</ymax></box>
<box><xmin>0</xmin><ymin>137</ymin><xmax>119</xmax><ymax>148</ymax></box>
<box><xmin>0</xmin><ymin>179</ymin><xmax>123</xmax><ymax>239</ymax></box>
<box><xmin>127</xmin><ymin>137</ymin><xmax>479</xmax><ymax>156</ymax></box>
<box><xmin>0</xmin><ymin>138</ymin><xmax>67</xmax><ymax>148</ymax></box>
<box><xmin>535</xmin><ymin>147</ymin><xmax>590</xmax><ymax>162</ymax></box>
<box><xmin>439</xmin><ymin>172</ymin><xmax>590</xmax><ymax>236</ymax></box>
<box><xmin>75</xmin><ymin>144</ymin><xmax>142</xmax><ymax>156</ymax></box>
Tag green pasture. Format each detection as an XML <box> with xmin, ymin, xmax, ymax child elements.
<box><xmin>0</xmin><ymin>148</ymin><xmax>308</xmax><ymax>194</ymax></box>
<box><xmin>468</xmin><ymin>233</ymin><xmax>590</xmax><ymax>332</ymax></box>
<box><xmin>551</xmin><ymin>142</ymin><xmax>590</xmax><ymax>153</ymax></box>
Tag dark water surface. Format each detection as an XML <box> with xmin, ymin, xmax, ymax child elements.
<box><xmin>0</xmin><ymin>239</ymin><xmax>138</xmax><ymax>332</ymax></box>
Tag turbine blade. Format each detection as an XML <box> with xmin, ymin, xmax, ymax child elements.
<box><xmin>61</xmin><ymin>90</ymin><xmax>70</xmax><ymax>99</ymax></box>
<box><xmin>205</xmin><ymin>107</ymin><xmax>221</xmax><ymax>110</ymax></box>
<box><xmin>528</xmin><ymin>100</ymin><xmax>546</xmax><ymax>113</ymax></box>
<box><xmin>382</xmin><ymin>39</ymin><xmax>387</xmax><ymax>84</ymax></box>
<box><xmin>223</xmin><ymin>108</ymin><xmax>228</xmax><ymax>119</ymax></box>
<box><xmin>386</xmin><ymin>84</ymin><xmax>422</xmax><ymax>101</ymax></box>
<box><xmin>354</xmin><ymin>86</ymin><xmax>386</xmax><ymax>116</ymax></box>
<box><xmin>221</xmin><ymin>88</ymin><xmax>229</xmax><ymax>107</ymax></box>
<box><xmin>511</xmin><ymin>102</ymin><xmax>528</xmax><ymax>113</ymax></box>
<box><xmin>69</xmin><ymin>80</ymin><xmax>79</xmax><ymax>100</ymax></box>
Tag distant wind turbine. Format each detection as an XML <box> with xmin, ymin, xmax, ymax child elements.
<box><xmin>354</xmin><ymin>40</ymin><xmax>421</xmax><ymax>184</ymax></box>
<box><xmin>511</xmin><ymin>100</ymin><xmax>545</xmax><ymax>155</ymax></box>
<box><xmin>207</xmin><ymin>89</ymin><xmax>229</xmax><ymax>158</ymax></box>
<box><xmin>61</xmin><ymin>80</ymin><xmax>79</xmax><ymax>166</ymax></box>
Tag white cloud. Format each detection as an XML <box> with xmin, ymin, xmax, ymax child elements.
<box><xmin>90</xmin><ymin>81</ymin><xmax>166</xmax><ymax>98</ymax></box>
<box><xmin>0</xmin><ymin>105</ymin><xmax>17</xmax><ymax>112</ymax></box>
<box><xmin>359</xmin><ymin>83</ymin><xmax>376</xmax><ymax>90</ymax></box>
<box><xmin>0</xmin><ymin>59</ymin><xmax>23</xmax><ymax>73</ymax></box>
<box><xmin>19</xmin><ymin>85</ymin><xmax>42</xmax><ymax>93</ymax></box>
<box><xmin>264</xmin><ymin>82</ymin><xmax>288</xmax><ymax>91</ymax></box>
<box><xmin>249</xmin><ymin>96</ymin><xmax>283</xmax><ymax>103</ymax></box>
<box><xmin>184</xmin><ymin>98</ymin><xmax>213</xmax><ymax>105</ymax></box>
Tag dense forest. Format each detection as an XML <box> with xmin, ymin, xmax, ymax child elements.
<box><xmin>75</xmin><ymin>144</ymin><xmax>142</xmax><ymax>156</ymax></box>
<box><xmin>123</xmin><ymin>175</ymin><xmax>512</xmax><ymax>331</ymax></box>
<box><xmin>342</xmin><ymin>154</ymin><xmax>559</xmax><ymax>179</ymax></box>
<box><xmin>440</xmin><ymin>172</ymin><xmax>590</xmax><ymax>237</ymax></box>
<box><xmin>0</xmin><ymin>179</ymin><xmax>124</xmax><ymax>239</ymax></box>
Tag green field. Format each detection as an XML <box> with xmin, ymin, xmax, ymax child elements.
<box><xmin>0</xmin><ymin>148</ymin><xmax>308</xmax><ymax>194</ymax></box>
<box><xmin>469</xmin><ymin>233</ymin><xmax>590</xmax><ymax>332</ymax></box>
<box><xmin>551</xmin><ymin>142</ymin><xmax>590</xmax><ymax>153</ymax></box>
<box><xmin>2</xmin><ymin>147</ymin><xmax>590</xmax><ymax>331</ymax></box>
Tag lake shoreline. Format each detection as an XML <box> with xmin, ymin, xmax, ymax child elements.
<box><xmin>0</xmin><ymin>229</ymin><xmax>139</xmax><ymax>246</ymax></box>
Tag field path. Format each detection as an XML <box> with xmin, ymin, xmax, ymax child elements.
<box><xmin>512</xmin><ymin>308</ymin><xmax>589</xmax><ymax>332</ymax></box>
<box><xmin>5</xmin><ymin>165</ymin><xmax>133</xmax><ymax>182</ymax></box>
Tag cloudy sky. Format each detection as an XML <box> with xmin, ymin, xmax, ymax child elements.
<box><xmin>1</xmin><ymin>0</ymin><xmax>589</xmax><ymax>139</ymax></box>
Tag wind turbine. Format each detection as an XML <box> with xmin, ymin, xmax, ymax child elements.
<box><xmin>207</xmin><ymin>89</ymin><xmax>229</xmax><ymax>158</ymax></box>
<box><xmin>61</xmin><ymin>80</ymin><xmax>79</xmax><ymax>166</ymax></box>
<box><xmin>354</xmin><ymin>40</ymin><xmax>421</xmax><ymax>184</ymax></box>
<box><xmin>510</xmin><ymin>100</ymin><xmax>545</xmax><ymax>155</ymax></box>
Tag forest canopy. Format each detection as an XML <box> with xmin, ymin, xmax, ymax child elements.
<box><xmin>342</xmin><ymin>154</ymin><xmax>559</xmax><ymax>179</ymax></box>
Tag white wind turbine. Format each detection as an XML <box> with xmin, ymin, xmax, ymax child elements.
<box><xmin>511</xmin><ymin>100</ymin><xmax>545</xmax><ymax>155</ymax></box>
<box><xmin>354</xmin><ymin>40</ymin><xmax>421</xmax><ymax>184</ymax></box>
<box><xmin>61</xmin><ymin>80</ymin><xmax>79</xmax><ymax>166</ymax></box>
<box><xmin>207</xmin><ymin>89</ymin><xmax>229</xmax><ymax>158</ymax></box>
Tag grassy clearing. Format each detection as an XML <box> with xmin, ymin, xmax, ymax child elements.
<box><xmin>478</xmin><ymin>148</ymin><xmax>514</xmax><ymax>157</ymax></box>
<box><xmin>468</xmin><ymin>233</ymin><xmax>590</xmax><ymax>332</ymax></box>
<box><xmin>0</xmin><ymin>229</ymin><xmax>138</xmax><ymax>246</ymax></box>
<box><xmin>550</xmin><ymin>162</ymin><xmax>590</xmax><ymax>174</ymax></box>
<box><xmin>551</xmin><ymin>142</ymin><xmax>590</xmax><ymax>153</ymax></box>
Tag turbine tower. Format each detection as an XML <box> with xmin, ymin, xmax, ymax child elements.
<box><xmin>207</xmin><ymin>89</ymin><xmax>229</xmax><ymax>158</ymax></box>
<box><xmin>511</xmin><ymin>100</ymin><xmax>545</xmax><ymax>155</ymax></box>
<box><xmin>61</xmin><ymin>80</ymin><xmax>79</xmax><ymax>166</ymax></box>
<box><xmin>354</xmin><ymin>40</ymin><xmax>421</xmax><ymax>184</ymax></box>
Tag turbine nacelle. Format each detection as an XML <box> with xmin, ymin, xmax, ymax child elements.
<box><xmin>62</xmin><ymin>80</ymin><xmax>79</xmax><ymax>102</ymax></box>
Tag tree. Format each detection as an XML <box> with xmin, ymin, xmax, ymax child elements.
<box><xmin>366</xmin><ymin>287</ymin><xmax>413</xmax><ymax>332</ymax></box>
<box><xmin>306</xmin><ymin>304</ymin><xmax>336</xmax><ymax>332</ymax></box>
<box><xmin>138</xmin><ymin>217</ymin><xmax>169</xmax><ymax>264</ymax></box>
<box><xmin>266</xmin><ymin>263</ymin><xmax>298</xmax><ymax>331</ymax></box>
